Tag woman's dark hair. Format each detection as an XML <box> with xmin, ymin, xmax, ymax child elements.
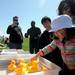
<box><xmin>41</xmin><ymin>16</ymin><xmax>51</xmax><ymax>24</ymax></box>
<box><xmin>67</xmin><ymin>0</ymin><xmax>75</xmax><ymax>15</ymax></box>
<box><xmin>58</xmin><ymin>0</ymin><xmax>66</xmax><ymax>15</ymax></box>
<box><xmin>58</xmin><ymin>0</ymin><xmax>75</xmax><ymax>15</ymax></box>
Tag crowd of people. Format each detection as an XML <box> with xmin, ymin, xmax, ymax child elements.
<box><xmin>6</xmin><ymin>0</ymin><xmax>75</xmax><ymax>75</ymax></box>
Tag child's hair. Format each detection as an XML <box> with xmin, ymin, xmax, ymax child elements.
<box><xmin>61</xmin><ymin>27</ymin><xmax>75</xmax><ymax>44</ymax></box>
<box><xmin>51</xmin><ymin>32</ymin><xmax>59</xmax><ymax>40</ymax></box>
<box><xmin>52</xmin><ymin>27</ymin><xmax>75</xmax><ymax>40</ymax></box>
<box><xmin>66</xmin><ymin>27</ymin><xmax>75</xmax><ymax>40</ymax></box>
<box><xmin>58</xmin><ymin>0</ymin><xmax>75</xmax><ymax>16</ymax></box>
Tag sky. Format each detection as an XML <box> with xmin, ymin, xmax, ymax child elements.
<box><xmin>0</xmin><ymin>0</ymin><xmax>62</xmax><ymax>37</ymax></box>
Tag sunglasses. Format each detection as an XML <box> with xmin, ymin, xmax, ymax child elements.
<box><xmin>13</xmin><ymin>20</ymin><xmax>18</xmax><ymax>21</ymax></box>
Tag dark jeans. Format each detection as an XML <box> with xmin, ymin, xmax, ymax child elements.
<box><xmin>9</xmin><ymin>43</ymin><xmax>22</xmax><ymax>49</ymax></box>
<box><xmin>59</xmin><ymin>63</ymin><xmax>75</xmax><ymax>75</ymax></box>
<box><xmin>29</xmin><ymin>38</ymin><xmax>39</xmax><ymax>54</ymax></box>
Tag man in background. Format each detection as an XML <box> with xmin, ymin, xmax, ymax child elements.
<box><xmin>25</xmin><ymin>21</ymin><xmax>41</xmax><ymax>54</ymax></box>
<box><xmin>7</xmin><ymin>16</ymin><xmax>23</xmax><ymax>49</ymax></box>
<box><xmin>39</xmin><ymin>16</ymin><xmax>63</xmax><ymax>67</ymax></box>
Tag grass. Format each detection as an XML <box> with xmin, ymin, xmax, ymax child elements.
<box><xmin>22</xmin><ymin>38</ymin><xmax>29</xmax><ymax>51</ymax></box>
<box><xmin>0</xmin><ymin>37</ymin><xmax>29</xmax><ymax>51</ymax></box>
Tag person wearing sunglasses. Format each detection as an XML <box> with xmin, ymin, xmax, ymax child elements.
<box><xmin>7</xmin><ymin>16</ymin><xmax>23</xmax><ymax>49</ymax></box>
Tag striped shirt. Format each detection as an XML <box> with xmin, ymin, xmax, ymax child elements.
<box><xmin>40</xmin><ymin>40</ymin><xmax>75</xmax><ymax>70</ymax></box>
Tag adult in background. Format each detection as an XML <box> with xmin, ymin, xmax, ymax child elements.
<box><xmin>58</xmin><ymin>0</ymin><xmax>75</xmax><ymax>75</ymax></box>
<box><xmin>7</xmin><ymin>16</ymin><xmax>23</xmax><ymax>49</ymax></box>
<box><xmin>25</xmin><ymin>21</ymin><xmax>41</xmax><ymax>54</ymax></box>
<box><xmin>4</xmin><ymin>37</ymin><xmax>9</xmax><ymax>47</ymax></box>
<box><xmin>39</xmin><ymin>16</ymin><xmax>63</xmax><ymax>67</ymax></box>
<box><xmin>58</xmin><ymin>0</ymin><xmax>75</xmax><ymax>24</ymax></box>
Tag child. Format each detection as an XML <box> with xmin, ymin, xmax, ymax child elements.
<box><xmin>32</xmin><ymin>15</ymin><xmax>75</xmax><ymax>75</ymax></box>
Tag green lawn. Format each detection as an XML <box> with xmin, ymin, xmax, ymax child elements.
<box><xmin>0</xmin><ymin>37</ymin><xmax>29</xmax><ymax>51</ymax></box>
<box><xmin>22</xmin><ymin>38</ymin><xmax>29</xmax><ymax>51</ymax></box>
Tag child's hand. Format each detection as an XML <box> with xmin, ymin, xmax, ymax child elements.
<box><xmin>31</xmin><ymin>52</ymin><xmax>40</xmax><ymax>60</ymax></box>
<box><xmin>31</xmin><ymin>50</ymin><xmax>44</xmax><ymax>60</ymax></box>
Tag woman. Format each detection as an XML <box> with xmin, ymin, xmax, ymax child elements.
<box><xmin>58</xmin><ymin>0</ymin><xmax>75</xmax><ymax>24</ymax></box>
